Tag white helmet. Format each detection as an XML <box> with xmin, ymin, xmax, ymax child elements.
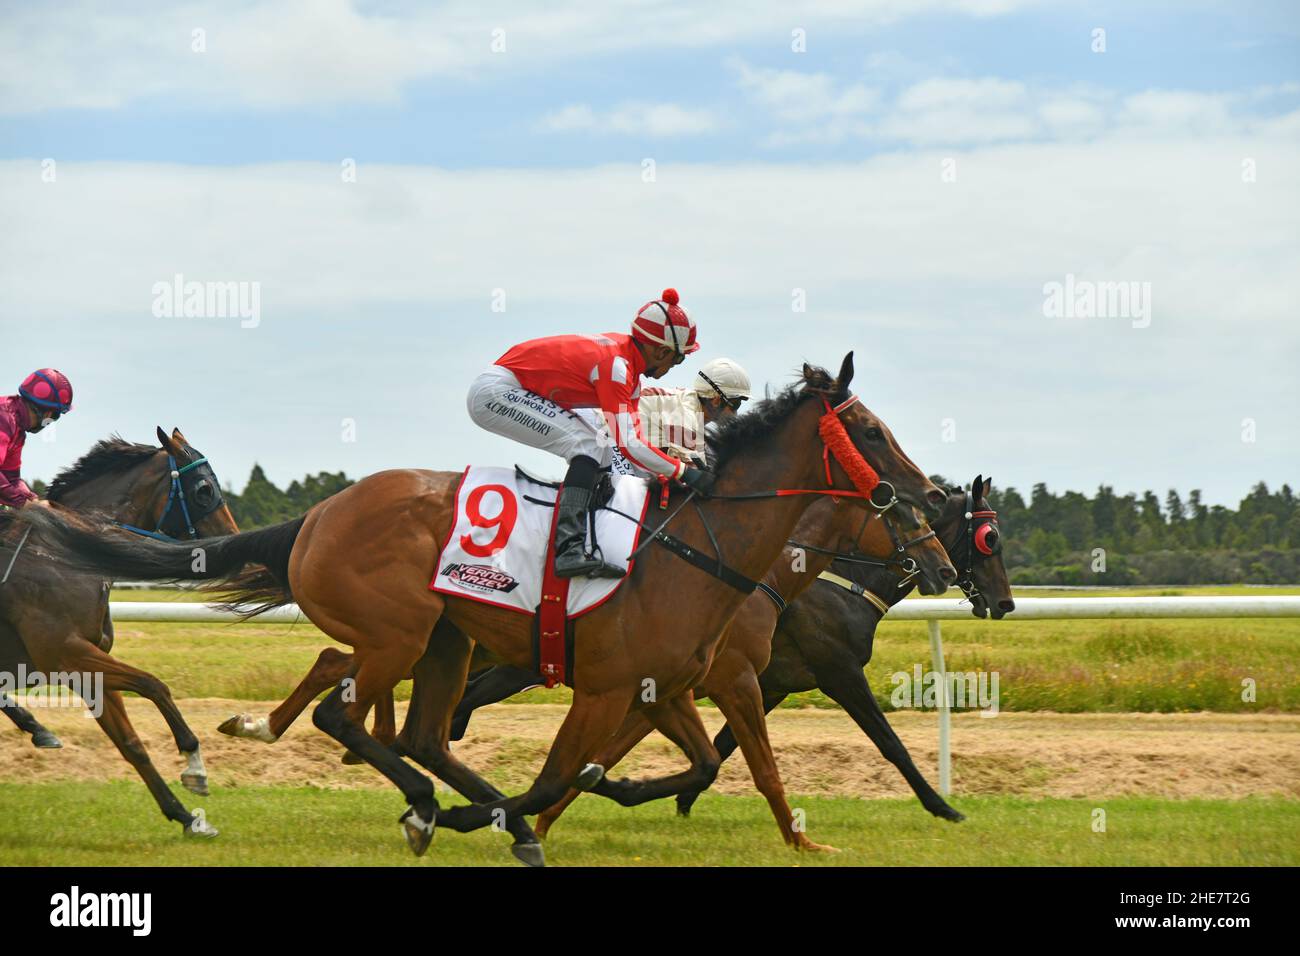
<box><xmin>694</xmin><ymin>357</ymin><xmax>752</xmax><ymax>402</ymax></box>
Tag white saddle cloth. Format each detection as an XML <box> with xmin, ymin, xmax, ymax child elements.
<box><xmin>430</xmin><ymin>466</ymin><xmax>651</xmax><ymax>617</ymax></box>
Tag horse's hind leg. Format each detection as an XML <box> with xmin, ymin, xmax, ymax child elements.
<box><xmin>587</xmin><ymin>692</ymin><xmax>721</xmax><ymax>807</ymax></box>
<box><xmin>219</xmin><ymin>646</ymin><xmax>353</xmax><ymax>744</ymax></box>
<box><xmin>533</xmin><ymin>709</ymin><xmax>656</xmax><ymax>838</ymax></box>
<box><xmin>311</xmin><ymin>641</ymin><xmax>441</xmax><ymax>855</ymax></box>
<box><xmin>0</xmin><ymin>689</ymin><xmax>62</xmax><ymax>748</ymax></box>
<box><xmin>434</xmin><ymin>686</ymin><xmax>633</xmax><ymax>835</ymax></box>
<box><xmin>58</xmin><ymin>639</ymin><xmax>211</xmax><ymax>796</ymax></box>
<box><xmin>395</xmin><ymin>622</ymin><xmax>545</xmax><ymax>866</ymax></box>
<box><xmin>96</xmin><ymin>689</ymin><xmax>214</xmax><ymax>837</ymax></box>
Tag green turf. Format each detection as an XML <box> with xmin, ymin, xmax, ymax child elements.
<box><xmin>104</xmin><ymin>583</ymin><xmax>1300</xmax><ymax>712</ymax></box>
<box><xmin>0</xmin><ymin>782</ymin><xmax>1293</xmax><ymax>866</ymax></box>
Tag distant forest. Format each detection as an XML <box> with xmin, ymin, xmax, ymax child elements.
<box><xmin>42</xmin><ymin>465</ymin><xmax>1294</xmax><ymax>586</ymax></box>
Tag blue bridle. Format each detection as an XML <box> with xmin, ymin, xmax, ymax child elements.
<box><xmin>117</xmin><ymin>455</ymin><xmax>217</xmax><ymax>541</ymax></box>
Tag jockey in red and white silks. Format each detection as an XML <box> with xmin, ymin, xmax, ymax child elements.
<box><xmin>467</xmin><ymin>289</ymin><xmax>713</xmax><ymax>579</ymax></box>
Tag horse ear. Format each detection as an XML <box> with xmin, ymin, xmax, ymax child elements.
<box><xmin>156</xmin><ymin>426</ymin><xmax>182</xmax><ymax>457</ymax></box>
<box><xmin>802</xmin><ymin>362</ymin><xmax>814</xmax><ymax>381</ymax></box>
<box><xmin>972</xmin><ymin>474</ymin><xmax>983</xmax><ymax>498</ymax></box>
<box><xmin>838</xmin><ymin>352</ymin><xmax>855</xmax><ymax>390</ymax></box>
<box><xmin>172</xmin><ymin>426</ymin><xmax>189</xmax><ymax>445</ymax></box>
<box><xmin>983</xmin><ymin>475</ymin><xmax>993</xmax><ymax>496</ymax></box>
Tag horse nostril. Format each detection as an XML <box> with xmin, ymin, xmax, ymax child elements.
<box><xmin>998</xmin><ymin>599</ymin><xmax>1015</xmax><ymax>613</ymax></box>
<box><xmin>940</xmin><ymin>566</ymin><xmax>958</xmax><ymax>584</ymax></box>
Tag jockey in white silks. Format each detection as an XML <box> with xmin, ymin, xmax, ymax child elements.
<box><xmin>581</xmin><ymin>357</ymin><xmax>752</xmax><ymax>477</ymax></box>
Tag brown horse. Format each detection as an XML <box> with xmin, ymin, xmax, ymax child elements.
<box><xmin>0</xmin><ymin>428</ymin><xmax>237</xmax><ymax>836</ymax></box>
<box><xmin>217</xmin><ymin>496</ymin><xmax>952</xmax><ymax>779</ymax></box>
<box><xmin>532</xmin><ymin>476</ymin><xmax>1012</xmax><ymax>842</ymax></box>
<box><xmin>22</xmin><ymin>356</ymin><xmax>946</xmax><ymax>863</ymax></box>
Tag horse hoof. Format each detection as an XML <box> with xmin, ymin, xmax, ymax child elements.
<box><xmin>574</xmin><ymin>763</ymin><xmax>605</xmax><ymax>792</ymax></box>
<box><xmin>937</xmin><ymin>807</ymin><xmax>966</xmax><ymax>823</ymax></box>
<box><xmin>340</xmin><ymin>750</ymin><xmax>364</xmax><ymax>765</ymax></box>
<box><xmin>216</xmin><ymin>714</ymin><xmax>243</xmax><ymax>736</ymax></box>
<box><xmin>511</xmin><ymin>842</ymin><xmax>546</xmax><ymax>868</ymax></box>
<box><xmin>180</xmin><ymin>772</ymin><xmax>209</xmax><ymax>797</ymax></box>
<box><xmin>184</xmin><ymin>817</ymin><xmax>218</xmax><ymax>839</ymax></box>
<box><xmin>217</xmin><ymin>713</ymin><xmax>277</xmax><ymax>743</ymax></box>
<box><xmin>31</xmin><ymin>730</ymin><xmax>63</xmax><ymax>749</ymax></box>
<box><xmin>400</xmin><ymin>807</ymin><xmax>435</xmax><ymax>856</ymax></box>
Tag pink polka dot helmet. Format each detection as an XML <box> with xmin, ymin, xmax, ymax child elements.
<box><xmin>19</xmin><ymin>368</ymin><xmax>74</xmax><ymax>416</ymax></box>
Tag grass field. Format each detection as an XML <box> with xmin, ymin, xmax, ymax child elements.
<box><xmin>1</xmin><ymin>782</ymin><xmax>1295</xmax><ymax>866</ymax></box>
<box><xmin>0</xmin><ymin>584</ymin><xmax>1285</xmax><ymax>868</ymax></box>
<box><xmin>106</xmin><ymin>585</ymin><xmax>1300</xmax><ymax>712</ymax></box>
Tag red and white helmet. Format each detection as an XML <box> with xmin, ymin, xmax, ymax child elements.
<box><xmin>632</xmin><ymin>288</ymin><xmax>700</xmax><ymax>357</ymax></box>
<box><xmin>19</xmin><ymin>368</ymin><xmax>74</xmax><ymax>414</ymax></box>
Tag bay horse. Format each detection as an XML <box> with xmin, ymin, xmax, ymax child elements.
<box><xmin>21</xmin><ymin>355</ymin><xmax>947</xmax><ymax>863</ymax></box>
<box><xmin>217</xmin><ymin>496</ymin><xmax>954</xmax><ymax>790</ymax></box>
<box><xmin>530</xmin><ymin>475</ymin><xmax>1013</xmax><ymax>842</ymax></box>
<box><xmin>671</xmin><ymin>476</ymin><xmax>1014</xmax><ymax>822</ymax></box>
<box><xmin>0</xmin><ymin>428</ymin><xmax>236</xmax><ymax>836</ymax></box>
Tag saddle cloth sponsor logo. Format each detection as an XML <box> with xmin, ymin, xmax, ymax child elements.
<box><xmin>440</xmin><ymin>563</ymin><xmax>520</xmax><ymax>594</ymax></box>
<box><xmin>431</xmin><ymin>465</ymin><xmax>651</xmax><ymax>617</ymax></box>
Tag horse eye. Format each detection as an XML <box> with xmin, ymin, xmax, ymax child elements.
<box><xmin>195</xmin><ymin>482</ymin><xmax>214</xmax><ymax>504</ymax></box>
<box><xmin>865</xmin><ymin>427</ymin><xmax>883</xmax><ymax>441</ymax></box>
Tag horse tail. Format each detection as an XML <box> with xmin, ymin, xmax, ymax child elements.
<box><xmin>19</xmin><ymin>507</ymin><xmax>306</xmax><ymax>619</ymax></box>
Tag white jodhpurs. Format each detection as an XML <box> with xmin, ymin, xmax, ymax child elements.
<box><xmin>466</xmin><ymin>366</ymin><xmax>613</xmax><ymax>467</ymax></box>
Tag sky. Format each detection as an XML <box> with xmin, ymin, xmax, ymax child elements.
<box><xmin>1</xmin><ymin>0</ymin><xmax>1297</xmax><ymax>507</ymax></box>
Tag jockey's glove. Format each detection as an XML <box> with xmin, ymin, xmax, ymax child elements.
<box><xmin>680</xmin><ymin>467</ymin><xmax>716</xmax><ymax>496</ymax></box>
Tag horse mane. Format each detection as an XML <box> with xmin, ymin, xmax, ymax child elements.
<box><xmin>46</xmin><ymin>436</ymin><xmax>159</xmax><ymax>502</ymax></box>
<box><xmin>709</xmin><ymin>364</ymin><xmax>845</xmax><ymax>471</ymax></box>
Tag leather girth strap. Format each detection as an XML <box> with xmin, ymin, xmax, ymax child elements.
<box><xmin>535</xmin><ymin>489</ymin><xmax>575</xmax><ymax>688</ymax></box>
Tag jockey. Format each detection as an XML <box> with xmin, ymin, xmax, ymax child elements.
<box><xmin>468</xmin><ymin>288</ymin><xmax>714</xmax><ymax>579</ymax></box>
<box><xmin>605</xmin><ymin>357</ymin><xmax>752</xmax><ymax>474</ymax></box>
<box><xmin>0</xmin><ymin>369</ymin><xmax>74</xmax><ymax>510</ymax></box>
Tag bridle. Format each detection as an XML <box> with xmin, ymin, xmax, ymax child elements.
<box><xmin>117</xmin><ymin>452</ymin><xmax>226</xmax><ymax>542</ymax></box>
<box><xmin>951</xmin><ymin>488</ymin><xmax>1000</xmax><ymax>605</ymax></box>
<box><xmin>787</xmin><ymin>503</ymin><xmax>936</xmax><ymax>592</ymax></box>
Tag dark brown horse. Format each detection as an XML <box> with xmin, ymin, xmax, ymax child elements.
<box><xmin>22</xmin><ymin>356</ymin><xmax>946</xmax><ymax>863</ymax></box>
<box><xmin>531</xmin><ymin>475</ymin><xmax>1013</xmax><ymax>841</ymax></box>
<box><xmin>672</xmin><ymin>475</ymin><xmax>1014</xmax><ymax>822</ymax></box>
<box><xmin>0</xmin><ymin>428</ymin><xmax>237</xmax><ymax>836</ymax></box>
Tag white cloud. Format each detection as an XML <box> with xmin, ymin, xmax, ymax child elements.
<box><xmin>0</xmin><ymin>0</ymin><xmax>1037</xmax><ymax>114</ymax></box>
<box><xmin>736</xmin><ymin>68</ymin><xmax>1300</xmax><ymax>147</ymax></box>
<box><xmin>540</xmin><ymin>102</ymin><xmax>718</xmax><ymax>136</ymax></box>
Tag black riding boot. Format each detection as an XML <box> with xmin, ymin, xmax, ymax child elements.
<box><xmin>553</xmin><ymin>456</ymin><xmax>626</xmax><ymax>580</ymax></box>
